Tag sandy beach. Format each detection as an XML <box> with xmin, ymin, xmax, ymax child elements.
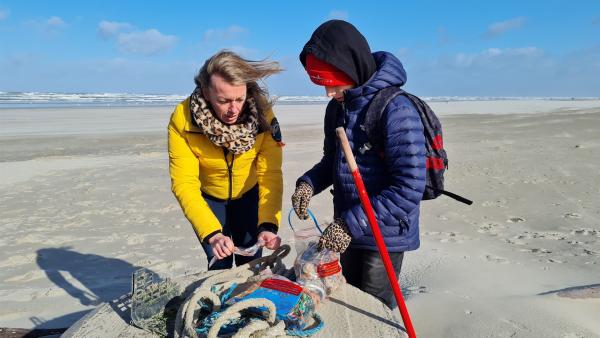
<box><xmin>1</xmin><ymin>100</ymin><xmax>600</xmax><ymax>337</ymax></box>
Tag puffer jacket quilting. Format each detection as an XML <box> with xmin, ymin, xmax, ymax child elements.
<box><xmin>299</xmin><ymin>51</ymin><xmax>426</xmax><ymax>252</ymax></box>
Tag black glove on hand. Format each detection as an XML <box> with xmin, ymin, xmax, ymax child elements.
<box><xmin>291</xmin><ymin>181</ymin><xmax>313</xmax><ymax>220</ymax></box>
<box><xmin>318</xmin><ymin>218</ymin><xmax>352</xmax><ymax>253</ymax></box>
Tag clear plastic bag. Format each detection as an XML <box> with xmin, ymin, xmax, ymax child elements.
<box><xmin>208</xmin><ymin>241</ymin><xmax>263</xmax><ymax>268</ymax></box>
<box><xmin>288</xmin><ymin>209</ymin><xmax>346</xmax><ymax>299</ymax></box>
<box><xmin>294</xmin><ymin>241</ymin><xmax>345</xmax><ymax>298</ymax></box>
<box><xmin>291</xmin><ymin>226</ymin><xmax>321</xmax><ymax>255</ymax></box>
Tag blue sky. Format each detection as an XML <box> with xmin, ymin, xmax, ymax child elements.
<box><xmin>0</xmin><ymin>0</ymin><xmax>599</xmax><ymax>96</ymax></box>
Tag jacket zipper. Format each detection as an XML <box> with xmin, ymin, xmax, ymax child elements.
<box><xmin>222</xmin><ymin>148</ymin><xmax>234</xmax><ymax>202</ymax></box>
<box><xmin>335</xmin><ymin>101</ymin><xmax>347</xmax><ymax>190</ymax></box>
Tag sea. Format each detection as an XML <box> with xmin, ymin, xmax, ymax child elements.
<box><xmin>1</xmin><ymin>91</ymin><xmax>598</xmax><ymax>109</ymax></box>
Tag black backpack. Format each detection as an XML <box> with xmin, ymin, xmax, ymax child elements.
<box><xmin>359</xmin><ymin>86</ymin><xmax>472</xmax><ymax>205</ymax></box>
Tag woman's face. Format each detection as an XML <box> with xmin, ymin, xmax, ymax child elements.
<box><xmin>325</xmin><ymin>85</ymin><xmax>354</xmax><ymax>103</ymax></box>
<box><xmin>203</xmin><ymin>73</ymin><xmax>247</xmax><ymax>125</ymax></box>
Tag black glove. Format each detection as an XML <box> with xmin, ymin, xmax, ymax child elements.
<box><xmin>318</xmin><ymin>218</ymin><xmax>352</xmax><ymax>253</ymax></box>
<box><xmin>291</xmin><ymin>181</ymin><xmax>313</xmax><ymax>220</ymax></box>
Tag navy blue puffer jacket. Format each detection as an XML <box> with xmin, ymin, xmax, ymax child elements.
<box><xmin>298</xmin><ymin>51</ymin><xmax>426</xmax><ymax>252</ymax></box>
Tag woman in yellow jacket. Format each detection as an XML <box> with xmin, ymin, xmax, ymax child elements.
<box><xmin>168</xmin><ymin>50</ymin><xmax>283</xmax><ymax>270</ymax></box>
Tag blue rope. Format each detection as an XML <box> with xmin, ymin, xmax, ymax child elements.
<box><xmin>286</xmin><ymin>313</ymin><xmax>324</xmax><ymax>336</ymax></box>
<box><xmin>195</xmin><ymin>258</ymin><xmax>325</xmax><ymax>336</ymax></box>
<box><xmin>219</xmin><ymin>282</ymin><xmax>237</xmax><ymax>304</ymax></box>
<box><xmin>287</xmin><ymin>208</ymin><xmax>322</xmax><ymax>234</ymax></box>
<box><xmin>197</xmin><ymin>283</ymin><xmax>244</xmax><ymax>335</ymax></box>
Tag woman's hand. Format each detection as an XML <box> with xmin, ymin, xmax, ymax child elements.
<box><xmin>258</xmin><ymin>231</ymin><xmax>281</xmax><ymax>250</ymax></box>
<box><xmin>208</xmin><ymin>233</ymin><xmax>235</xmax><ymax>259</ymax></box>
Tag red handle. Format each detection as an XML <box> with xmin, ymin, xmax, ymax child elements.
<box><xmin>336</xmin><ymin>127</ymin><xmax>417</xmax><ymax>338</ymax></box>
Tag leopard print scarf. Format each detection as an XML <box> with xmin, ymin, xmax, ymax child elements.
<box><xmin>189</xmin><ymin>86</ymin><xmax>259</xmax><ymax>154</ymax></box>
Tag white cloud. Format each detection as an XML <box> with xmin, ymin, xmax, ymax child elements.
<box><xmin>328</xmin><ymin>10</ymin><xmax>349</xmax><ymax>21</ymax></box>
<box><xmin>203</xmin><ymin>25</ymin><xmax>247</xmax><ymax>42</ymax></box>
<box><xmin>406</xmin><ymin>46</ymin><xmax>567</xmax><ymax>96</ymax></box>
<box><xmin>116</xmin><ymin>29</ymin><xmax>177</xmax><ymax>55</ymax></box>
<box><xmin>46</xmin><ymin>16</ymin><xmax>66</xmax><ymax>29</ymax></box>
<box><xmin>452</xmin><ymin>47</ymin><xmax>543</xmax><ymax>68</ymax></box>
<box><xmin>25</xmin><ymin>16</ymin><xmax>67</xmax><ymax>35</ymax></box>
<box><xmin>98</xmin><ymin>20</ymin><xmax>178</xmax><ymax>56</ymax></box>
<box><xmin>98</xmin><ymin>20</ymin><xmax>134</xmax><ymax>39</ymax></box>
<box><xmin>484</xmin><ymin>17</ymin><xmax>526</xmax><ymax>38</ymax></box>
<box><xmin>0</xmin><ymin>8</ymin><xmax>9</xmax><ymax>21</ymax></box>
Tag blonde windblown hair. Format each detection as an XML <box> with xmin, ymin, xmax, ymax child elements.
<box><xmin>194</xmin><ymin>50</ymin><xmax>282</xmax><ymax>130</ymax></box>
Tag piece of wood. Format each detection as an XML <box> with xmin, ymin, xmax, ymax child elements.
<box><xmin>335</xmin><ymin>127</ymin><xmax>358</xmax><ymax>171</ymax></box>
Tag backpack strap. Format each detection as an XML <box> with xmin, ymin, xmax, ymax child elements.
<box><xmin>361</xmin><ymin>87</ymin><xmax>474</xmax><ymax>205</ymax></box>
<box><xmin>360</xmin><ymin>86</ymin><xmax>404</xmax><ymax>154</ymax></box>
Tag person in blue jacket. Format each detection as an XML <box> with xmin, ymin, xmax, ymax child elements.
<box><xmin>291</xmin><ymin>20</ymin><xmax>427</xmax><ymax>308</ymax></box>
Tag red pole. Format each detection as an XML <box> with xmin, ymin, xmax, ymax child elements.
<box><xmin>336</xmin><ymin>127</ymin><xmax>417</xmax><ymax>338</ymax></box>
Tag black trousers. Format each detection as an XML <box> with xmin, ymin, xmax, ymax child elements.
<box><xmin>340</xmin><ymin>248</ymin><xmax>404</xmax><ymax>309</ymax></box>
<box><xmin>200</xmin><ymin>185</ymin><xmax>262</xmax><ymax>270</ymax></box>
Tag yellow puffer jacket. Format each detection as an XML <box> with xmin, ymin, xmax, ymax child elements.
<box><xmin>168</xmin><ymin>97</ymin><xmax>283</xmax><ymax>241</ymax></box>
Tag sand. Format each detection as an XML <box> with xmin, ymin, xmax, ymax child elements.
<box><xmin>1</xmin><ymin>100</ymin><xmax>599</xmax><ymax>337</ymax></box>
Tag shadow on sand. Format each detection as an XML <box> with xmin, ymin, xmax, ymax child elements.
<box><xmin>10</xmin><ymin>247</ymin><xmax>154</xmax><ymax>337</ymax></box>
<box><xmin>328</xmin><ymin>297</ymin><xmax>405</xmax><ymax>331</ymax></box>
<box><xmin>538</xmin><ymin>283</ymin><xmax>600</xmax><ymax>298</ymax></box>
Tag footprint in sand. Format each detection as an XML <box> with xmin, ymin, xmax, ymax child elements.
<box><xmin>442</xmin><ymin>232</ymin><xmax>470</xmax><ymax>243</ymax></box>
<box><xmin>477</xmin><ymin>222</ymin><xmax>506</xmax><ymax>235</ymax></box>
<box><xmin>502</xmin><ymin>238</ymin><xmax>527</xmax><ymax>245</ymax></box>
<box><xmin>425</xmin><ymin>231</ymin><xmax>470</xmax><ymax>243</ymax></box>
<box><xmin>529</xmin><ymin>248</ymin><xmax>552</xmax><ymax>254</ymax></box>
<box><xmin>564</xmin><ymin>212</ymin><xmax>582</xmax><ymax>219</ymax></box>
<box><xmin>483</xmin><ymin>254</ymin><xmax>509</xmax><ymax>264</ymax></box>
<box><xmin>506</xmin><ymin>217</ymin><xmax>526</xmax><ymax>223</ymax></box>
<box><xmin>571</xmin><ymin>228</ymin><xmax>599</xmax><ymax>236</ymax></box>
<box><xmin>506</xmin><ymin>236</ymin><xmax>528</xmax><ymax>245</ymax></box>
<box><xmin>532</xmin><ymin>232</ymin><xmax>568</xmax><ymax>241</ymax></box>
<box><xmin>518</xmin><ymin>231</ymin><xmax>567</xmax><ymax>241</ymax></box>
<box><xmin>481</xmin><ymin>199</ymin><xmax>508</xmax><ymax>208</ymax></box>
<box><xmin>405</xmin><ymin>285</ymin><xmax>427</xmax><ymax>295</ymax></box>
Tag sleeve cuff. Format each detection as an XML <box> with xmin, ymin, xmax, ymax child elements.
<box><xmin>257</xmin><ymin>222</ymin><xmax>279</xmax><ymax>235</ymax></box>
<box><xmin>202</xmin><ymin>230</ymin><xmax>222</xmax><ymax>244</ymax></box>
<box><xmin>296</xmin><ymin>177</ymin><xmax>313</xmax><ymax>189</ymax></box>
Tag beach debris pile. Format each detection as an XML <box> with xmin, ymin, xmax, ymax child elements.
<box><xmin>130</xmin><ymin>244</ymin><xmax>343</xmax><ymax>337</ymax></box>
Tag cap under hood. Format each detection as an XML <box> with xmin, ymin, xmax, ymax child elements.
<box><xmin>300</xmin><ymin>20</ymin><xmax>376</xmax><ymax>86</ymax></box>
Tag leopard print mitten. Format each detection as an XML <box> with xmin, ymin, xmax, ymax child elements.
<box><xmin>318</xmin><ymin>218</ymin><xmax>352</xmax><ymax>253</ymax></box>
<box><xmin>291</xmin><ymin>181</ymin><xmax>313</xmax><ymax>220</ymax></box>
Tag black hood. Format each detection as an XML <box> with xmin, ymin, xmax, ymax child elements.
<box><xmin>299</xmin><ymin>20</ymin><xmax>377</xmax><ymax>86</ymax></box>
